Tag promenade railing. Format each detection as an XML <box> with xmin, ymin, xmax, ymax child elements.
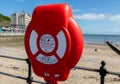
<box><xmin>0</xmin><ymin>55</ymin><xmax>120</xmax><ymax>84</ymax></box>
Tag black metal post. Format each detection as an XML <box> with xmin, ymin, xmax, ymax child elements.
<box><xmin>99</xmin><ymin>61</ymin><xmax>107</xmax><ymax>84</ymax></box>
<box><xmin>26</xmin><ymin>59</ymin><xmax>33</xmax><ymax>84</ymax></box>
<box><xmin>46</xmin><ymin>82</ymin><xmax>50</xmax><ymax>84</ymax></box>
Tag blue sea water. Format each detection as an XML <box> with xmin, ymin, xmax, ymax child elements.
<box><xmin>83</xmin><ymin>34</ymin><xmax>120</xmax><ymax>45</ymax></box>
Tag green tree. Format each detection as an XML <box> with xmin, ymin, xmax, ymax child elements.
<box><xmin>0</xmin><ymin>13</ymin><xmax>11</xmax><ymax>27</ymax></box>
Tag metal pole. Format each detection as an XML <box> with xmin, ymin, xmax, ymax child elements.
<box><xmin>99</xmin><ymin>61</ymin><xmax>107</xmax><ymax>84</ymax></box>
<box><xmin>0</xmin><ymin>55</ymin><xmax>26</xmax><ymax>61</ymax></box>
<box><xmin>26</xmin><ymin>59</ymin><xmax>33</xmax><ymax>84</ymax></box>
<box><xmin>46</xmin><ymin>82</ymin><xmax>50</xmax><ymax>84</ymax></box>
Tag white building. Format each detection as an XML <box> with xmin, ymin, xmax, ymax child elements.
<box><xmin>11</xmin><ymin>12</ymin><xmax>19</xmax><ymax>26</ymax></box>
<box><xmin>11</xmin><ymin>11</ymin><xmax>31</xmax><ymax>31</ymax></box>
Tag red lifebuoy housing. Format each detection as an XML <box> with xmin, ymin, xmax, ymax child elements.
<box><xmin>25</xmin><ymin>4</ymin><xmax>84</xmax><ymax>84</ymax></box>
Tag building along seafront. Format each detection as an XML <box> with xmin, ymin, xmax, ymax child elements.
<box><xmin>11</xmin><ymin>11</ymin><xmax>31</xmax><ymax>32</ymax></box>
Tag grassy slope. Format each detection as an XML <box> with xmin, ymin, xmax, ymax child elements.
<box><xmin>0</xmin><ymin>13</ymin><xmax>11</xmax><ymax>26</ymax></box>
<box><xmin>0</xmin><ymin>36</ymin><xmax>24</xmax><ymax>47</ymax></box>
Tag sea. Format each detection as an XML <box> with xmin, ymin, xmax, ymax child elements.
<box><xmin>0</xmin><ymin>28</ymin><xmax>120</xmax><ymax>45</ymax></box>
<box><xmin>83</xmin><ymin>34</ymin><xmax>120</xmax><ymax>45</ymax></box>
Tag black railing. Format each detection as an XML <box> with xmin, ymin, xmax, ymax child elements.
<box><xmin>0</xmin><ymin>55</ymin><xmax>120</xmax><ymax>84</ymax></box>
<box><xmin>74</xmin><ymin>61</ymin><xmax>120</xmax><ymax>84</ymax></box>
<box><xmin>0</xmin><ymin>55</ymin><xmax>46</xmax><ymax>84</ymax></box>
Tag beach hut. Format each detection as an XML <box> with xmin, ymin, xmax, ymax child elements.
<box><xmin>0</xmin><ymin>27</ymin><xmax>3</xmax><ymax>32</ymax></box>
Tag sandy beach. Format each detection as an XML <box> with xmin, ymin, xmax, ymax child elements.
<box><xmin>0</xmin><ymin>36</ymin><xmax>120</xmax><ymax>84</ymax></box>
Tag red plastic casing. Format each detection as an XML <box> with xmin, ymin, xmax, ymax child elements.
<box><xmin>25</xmin><ymin>4</ymin><xmax>84</xmax><ymax>83</ymax></box>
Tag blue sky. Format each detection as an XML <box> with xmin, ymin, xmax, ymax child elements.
<box><xmin>1</xmin><ymin>0</ymin><xmax>120</xmax><ymax>35</ymax></box>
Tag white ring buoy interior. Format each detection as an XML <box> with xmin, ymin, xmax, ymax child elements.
<box><xmin>36</xmin><ymin>54</ymin><xmax>58</xmax><ymax>64</ymax></box>
<box><xmin>40</xmin><ymin>34</ymin><xmax>56</xmax><ymax>53</ymax></box>
<box><xmin>29</xmin><ymin>30</ymin><xmax>67</xmax><ymax>65</ymax></box>
<box><xmin>30</xmin><ymin>30</ymin><xmax>38</xmax><ymax>55</ymax></box>
<box><xmin>56</xmin><ymin>31</ymin><xmax>67</xmax><ymax>59</ymax></box>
